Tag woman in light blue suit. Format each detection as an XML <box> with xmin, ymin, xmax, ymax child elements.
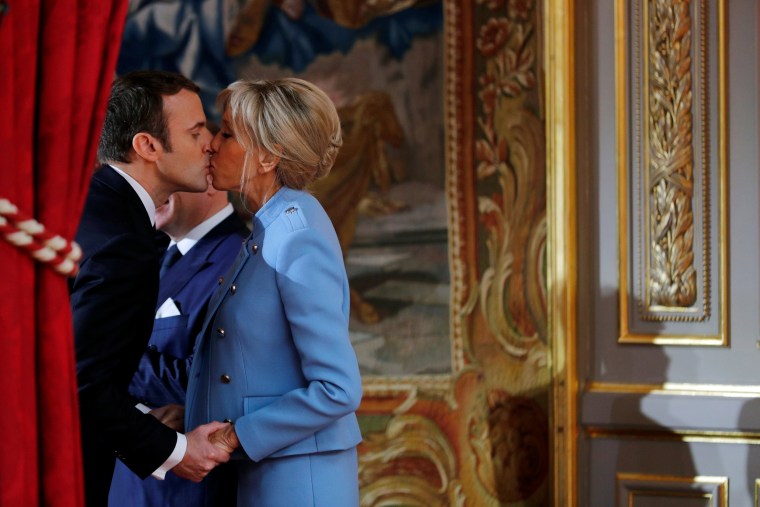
<box><xmin>185</xmin><ymin>78</ymin><xmax>362</xmax><ymax>507</ymax></box>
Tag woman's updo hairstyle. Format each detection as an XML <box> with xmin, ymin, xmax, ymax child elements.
<box><xmin>216</xmin><ymin>78</ymin><xmax>343</xmax><ymax>190</ymax></box>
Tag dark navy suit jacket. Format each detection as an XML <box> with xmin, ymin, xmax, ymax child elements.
<box><xmin>109</xmin><ymin>209</ymin><xmax>248</xmax><ymax>507</ymax></box>
<box><xmin>70</xmin><ymin>166</ymin><xmax>178</xmax><ymax>505</ymax></box>
<box><xmin>129</xmin><ymin>211</ymin><xmax>249</xmax><ymax>408</ymax></box>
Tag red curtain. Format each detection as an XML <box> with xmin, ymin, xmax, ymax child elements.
<box><xmin>0</xmin><ymin>1</ymin><xmax>127</xmax><ymax>505</ymax></box>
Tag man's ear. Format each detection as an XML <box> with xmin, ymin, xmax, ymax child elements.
<box><xmin>257</xmin><ymin>150</ymin><xmax>281</xmax><ymax>174</ymax></box>
<box><xmin>132</xmin><ymin>133</ymin><xmax>161</xmax><ymax>162</ymax></box>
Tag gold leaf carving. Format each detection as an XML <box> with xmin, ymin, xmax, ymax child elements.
<box><xmin>647</xmin><ymin>0</ymin><xmax>698</xmax><ymax>308</ymax></box>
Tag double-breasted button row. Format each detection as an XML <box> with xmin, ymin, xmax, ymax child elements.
<box><xmin>220</xmin><ymin>374</ymin><xmax>231</xmax><ymax>384</ymax></box>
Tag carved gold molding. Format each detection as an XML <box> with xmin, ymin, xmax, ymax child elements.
<box><xmin>644</xmin><ymin>0</ymin><xmax>699</xmax><ymax>311</ymax></box>
<box><xmin>589</xmin><ymin>427</ymin><xmax>760</xmax><ymax>445</ymax></box>
<box><xmin>545</xmin><ymin>0</ymin><xmax>577</xmax><ymax>506</ymax></box>
<box><xmin>616</xmin><ymin>0</ymin><xmax>728</xmax><ymax>345</ymax></box>
<box><xmin>587</xmin><ymin>381</ymin><xmax>760</xmax><ymax>398</ymax></box>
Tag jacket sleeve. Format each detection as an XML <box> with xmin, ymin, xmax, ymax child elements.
<box><xmin>234</xmin><ymin>225</ymin><xmax>362</xmax><ymax>461</ymax></box>
<box><xmin>70</xmin><ymin>231</ymin><xmax>177</xmax><ymax>478</ymax></box>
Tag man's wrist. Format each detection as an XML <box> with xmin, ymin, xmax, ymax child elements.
<box><xmin>150</xmin><ymin>432</ymin><xmax>187</xmax><ymax>480</ymax></box>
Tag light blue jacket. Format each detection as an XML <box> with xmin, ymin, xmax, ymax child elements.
<box><xmin>185</xmin><ymin>187</ymin><xmax>362</xmax><ymax>462</ymax></box>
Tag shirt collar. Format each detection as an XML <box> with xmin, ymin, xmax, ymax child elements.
<box><xmin>169</xmin><ymin>203</ymin><xmax>234</xmax><ymax>255</ymax></box>
<box><xmin>109</xmin><ymin>165</ymin><xmax>156</xmax><ymax>226</ymax></box>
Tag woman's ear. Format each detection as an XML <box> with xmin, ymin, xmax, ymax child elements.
<box><xmin>257</xmin><ymin>150</ymin><xmax>281</xmax><ymax>174</ymax></box>
<box><xmin>132</xmin><ymin>133</ymin><xmax>161</xmax><ymax>162</ymax></box>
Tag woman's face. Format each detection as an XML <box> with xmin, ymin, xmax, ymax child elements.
<box><xmin>209</xmin><ymin>109</ymin><xmax>247</xmax><ymax>192</ymax></box>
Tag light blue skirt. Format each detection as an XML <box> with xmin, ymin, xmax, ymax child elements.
<box><xmin>236</xmin><ymin>448</ymin><xmax>359</xmax><ymax>507</ymax></box>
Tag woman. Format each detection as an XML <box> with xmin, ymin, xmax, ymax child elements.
<box><xmin>184</xmin><ymin>78</ymin><xmax>363</xmax><ymax>506</ymax></box>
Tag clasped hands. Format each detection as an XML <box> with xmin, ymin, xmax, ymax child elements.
<box><xmin>208</xmin><ymin>421</ymin><xmax>240</xmax><ymax>453</ymax></box>
<box><xmin>148</xmin><ymin>404</ymin><xmax>240</xmax><ymax>482</ymax></box>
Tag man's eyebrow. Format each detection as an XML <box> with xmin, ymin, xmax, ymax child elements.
<box><xmin>189</xmin><ymin>121</ymin><xmax>206</xmax><ymax>131</ymax></box>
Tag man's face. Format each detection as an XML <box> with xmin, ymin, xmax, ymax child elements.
<box><xmin>156</xmin><ymin>89</ymin><xmax>213</xmax><ymax>194</ymax></box>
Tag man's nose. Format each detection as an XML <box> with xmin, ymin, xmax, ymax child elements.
<box><xmin>204</xmin><ymin>129</ymin><xmax>215</xmax><ymax>153</ymax></box>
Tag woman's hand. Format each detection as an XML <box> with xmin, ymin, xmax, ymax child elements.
<box><xmin>209</xmin><ymin>422</ymin><xmax>240</xmax><ymax>453</ymax></box>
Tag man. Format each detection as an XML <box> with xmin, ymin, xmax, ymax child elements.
<box><xmin>109</xmin><ymin>179</ymin><xmax>248</xmax><ymax>507</ymax></box>
<box><xmin>70</xmin><ymin>70</ymin><xmax>231</xmax><ymax>506</ymax></box>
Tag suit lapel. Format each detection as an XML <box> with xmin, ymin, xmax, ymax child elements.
<box><xmin>156</xmin><ymin>252</ymin><xmax>209</xmax><ymax>306</ymax></box>
<box><xmin>157</xmin><ymin>213</ymin><xmax>248</xmax><ymax>307</ymax></box>
<box><xmin>95</xmin><ymin>166</ymin><xmax>154</xmax><ymax>233</ymax></box>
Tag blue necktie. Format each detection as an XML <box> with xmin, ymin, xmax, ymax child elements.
<box><xmin>159</xmin><ymin>244</ymin><xmax>182</xmax><ymax>279</ymax></box>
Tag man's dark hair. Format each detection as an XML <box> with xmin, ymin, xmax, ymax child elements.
<box><xmin>97</xmin><ymin>70</ymin><xmax>200</xmax><ymax>164</ymax></box>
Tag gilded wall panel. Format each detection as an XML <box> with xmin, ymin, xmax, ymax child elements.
<box><xmin>616</xmin><ymin>0</ymin><xmax>727</xmax><ymax>344</ymax></box>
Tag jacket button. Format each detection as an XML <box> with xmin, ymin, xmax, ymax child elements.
<box><xmin>230</xmin><ymin>284</ymin><xmax>237</xmax><ymax>294</ymax></box>
<box><xmin>217</xmin><ymin>327</ymin><xmax>225</xmax><ymax>337</ymax></box>
<box><xmin>220</xmin><ymin>374</ymin><xmax>231</xmax><ymax>384</ymax></box>
<box><xmin>223</xmin><ymin>418</ymin><xmax>233</xmax><ymax>424</ymax></box>
<box><xmin>251</xmin><ymin>244</ymin><xmax>258</xmax><ymax>254</ymax></box>
<box><xmin>218</xmin><ymin>276</ymin><xmax>224</xmax><ymax>285</ymax></box>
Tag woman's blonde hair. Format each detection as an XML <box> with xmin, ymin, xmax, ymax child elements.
<box><xmin>217</xmin><ymin>78</ymin><xmax>343</xmax><ymax>191</ymax></box>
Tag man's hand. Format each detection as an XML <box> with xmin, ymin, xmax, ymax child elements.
<box><xmin>149</xmin><ymin>404</ymin><xmax>185</xmax><ymax>432</ymax></box>
<box><xmin>172</xmin><ymin>421</ymin><xmax>231</xmax><ymax>482</ymax></box>
<box><xmin>209</xmin><ymin>422</ymin><xmax>240</xmax><ymax>454</ymax></box>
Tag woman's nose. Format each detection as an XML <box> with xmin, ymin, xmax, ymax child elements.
<box><xmin>209</xmin><ymin>132</ymin><xmax>221</xmax><ymax>153</ymax></box>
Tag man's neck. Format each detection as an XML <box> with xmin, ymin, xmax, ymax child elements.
<box><xmin>167</xmin><ymin>200</ymin><xmax>229</xmax><ymax>242</ymax></box>
<box><xmin>110</xmin><ymin>162</ymin><xmax>168</xmax><ymax>207</ymax></box>
<box><xmin>170</xmin><ymin>203</ymin><xmax>234</xmax><ymax>253</ymax></box>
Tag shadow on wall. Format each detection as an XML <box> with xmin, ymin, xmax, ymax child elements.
<box><xmin>739</xmin><ymin>398</ymin><xmax>760</xmax><ymax>500</ymax></box>
<box><xmin>596</xmin><ymin>289</ymin><xmax>698</xmax><ymax>498</ymax></box>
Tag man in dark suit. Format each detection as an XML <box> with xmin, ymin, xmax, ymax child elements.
<box><xmin>109</xmin><ymin>180</ymin><xmax>248</xmax><ymax>506</ymax></box>
<box><xmin>70</xmin><ymin>70</ymin><xmax>231</xmax><ymax>506</ymax></box>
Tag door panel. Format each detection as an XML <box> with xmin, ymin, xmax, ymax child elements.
<box><xmin>576</xmin><ymin>0</ymin><xmax>760</xmax><ymax>504</ymax></box>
